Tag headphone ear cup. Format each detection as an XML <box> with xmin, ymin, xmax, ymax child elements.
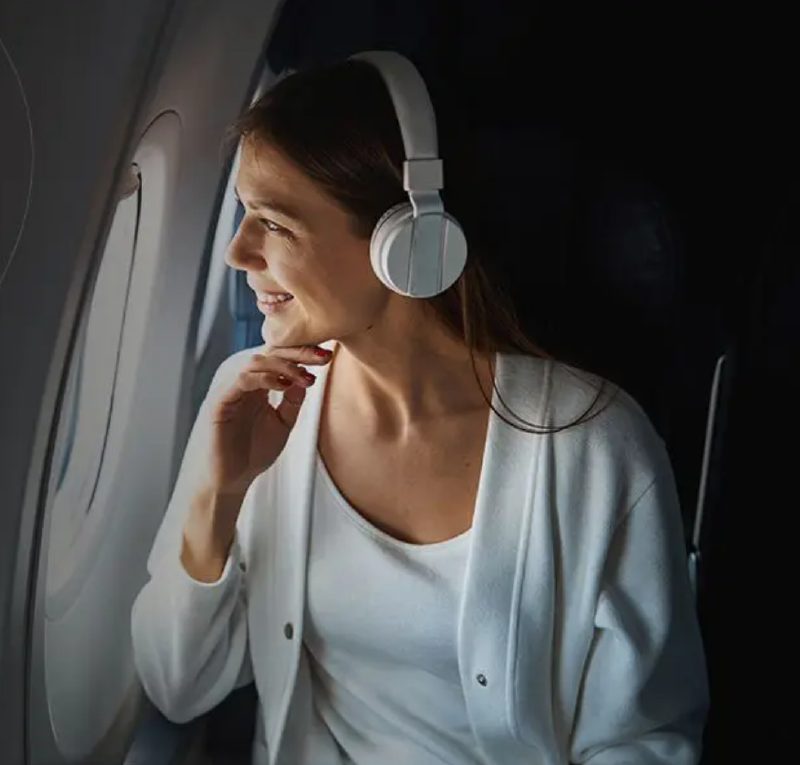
<box><xmin>370</xmin><ymin>203</ymin><xmax>468</xmax><ymax>298</ymax></box>
<box><xmin>370</xmin><ymin>202</ymin><xmax>413</xmax><ymax>291</ymax></box>
<box><xmin>373</xmin><ymin>201</ymin><xmax>411</xmax><ymax>239</ymax></box>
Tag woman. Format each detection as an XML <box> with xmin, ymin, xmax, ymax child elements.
<box><xmin>131</xmin><ymin>55</ymin><xmax>708</xmax><ymax>764</ymax></box>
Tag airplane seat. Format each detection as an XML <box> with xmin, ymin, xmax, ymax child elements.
<box><xmin>694</xmin><ymin>201</ymin><xmax>798</xmax><ymax>764</ymax></box>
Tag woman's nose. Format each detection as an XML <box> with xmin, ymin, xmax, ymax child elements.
<box><xmin>224</xmin><ymin>223</ymin><xmax>263</xmax><ymax>271</ymax></box>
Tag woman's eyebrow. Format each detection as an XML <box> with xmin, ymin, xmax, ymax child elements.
<box><xmin>233</xmin><ymin>185</ymin><xmax>306</xmax><ymax>225</ymax></box>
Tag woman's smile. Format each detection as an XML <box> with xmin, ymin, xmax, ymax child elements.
<box><xmin>256</xmin><ymin>294</ymin><xmax>295</xmax><ymax>314</ymax></box>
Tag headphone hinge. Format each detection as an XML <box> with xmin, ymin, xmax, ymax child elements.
<box><xmin>403</xmin><ymin>159</ymin><xmax>443</xmax><ymax>192</ymax></box>
<box><xmin>408</xmin><ymin>190</ymin><xmax>444</xmax><ymax>217</ymax></box>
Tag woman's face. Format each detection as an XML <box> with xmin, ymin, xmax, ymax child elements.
<box><xmin>225</xmin><ymin>136</ymin><xmax>390</xmax><ymax>349</ymax></box>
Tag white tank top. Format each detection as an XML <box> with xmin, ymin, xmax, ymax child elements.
<box><xmin>298</xmin><ymin>449</ymin><xmax>485</xmax><ymax>764</ymax></box>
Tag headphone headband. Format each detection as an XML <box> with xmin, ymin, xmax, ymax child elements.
<box><xmin>347</xmin><ymin>50</ymin><xmax>467</xmax><ymax>298</ymax></box>
<box><xmin>349</xmin><ymin>51</ymin><xmax>443</xmax><ymax>192</ymax></box>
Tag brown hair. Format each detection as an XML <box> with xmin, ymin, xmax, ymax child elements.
<box><xmin>224</xmin><ymin>59</ymin><xmax>618</xmax><ymax>434</ymax></box>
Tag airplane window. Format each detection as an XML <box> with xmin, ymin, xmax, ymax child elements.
<box><xmin>32</xmin><ymin>112</ymin><xmax>181</xmax><ymax>761</ymax></box>
<box><xmin>45</xmin><ymin>165</ymin><xmax>141</xmax><ymax>603</ymax></box>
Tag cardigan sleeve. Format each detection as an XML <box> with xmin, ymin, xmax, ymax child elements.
<box><xmin>569</xmin><ymin>472</ymin><xmax>710</xmax><ymax>764</ymax></box>
<box><xmin>130</xmin><ymin>353</ymin><xmax>255</xmax><ymax>724</ymax></box>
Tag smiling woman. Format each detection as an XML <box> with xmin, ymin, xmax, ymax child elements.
<box><xmin>130</xmin><ymin>53</ymin><xmax>708</xmax><ymax>765</ymax></box>
<box><xmin>222</xmin><ymin>132</ymin><xmax>397</xmax><ymax>355</ymax></box>
<box><xmin>222</xmin><ymin>60</ymin><xmax>616</xmax><ymax>435</ymax></box>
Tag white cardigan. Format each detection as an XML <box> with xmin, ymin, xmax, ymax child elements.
<box><xmin>131</xmin><ymin>340</ymin><xmax>709</xmax><ymax>765</ymax></box>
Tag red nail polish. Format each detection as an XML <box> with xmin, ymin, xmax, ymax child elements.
<box><xmin>314</xmin><ymin>348</ymin><xmax>331</xmax><ymax>357</ymax></box>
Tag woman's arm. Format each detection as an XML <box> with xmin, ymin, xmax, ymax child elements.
<box><xmin>569</xmin><ymin>474</ymin><xmax>710</xmax><ymax>764</ymax></box>
<box><xmin>130</xmin><ymin>354</ymin><xmax>255</xmax><ymax>723</ymax></box>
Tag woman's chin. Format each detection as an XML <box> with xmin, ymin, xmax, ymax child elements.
<box><xmin>261</xmin><ymin>320</ymin><xmax>305</xmax><ymax>347</ymax></box>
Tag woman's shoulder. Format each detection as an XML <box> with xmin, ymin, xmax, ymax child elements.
<box><xmin>507</xmin><ymin>353</ymin><xmax>671</xmax><ymax>496</ymax></box>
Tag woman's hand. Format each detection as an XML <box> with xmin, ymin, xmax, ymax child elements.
<box><xmin>204</xmin><ymin>343</ymin><xmax>333</xmax><ymax>495</ymax></box>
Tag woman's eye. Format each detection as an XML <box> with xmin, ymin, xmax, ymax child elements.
<box><xmin>259</xmin><ymin>218</ymin><xmax>287</xmax><ymax>235</ymax></box>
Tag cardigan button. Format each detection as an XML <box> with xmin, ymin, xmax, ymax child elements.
<box><xmin>476</xmin><ymin>673</ymin><xmax>487</xmax><ymax>686</ymax></box>
<box><xmin>283</xmin><ymin>622</ymin><xmax>294</xmax><ymax>640</ymax></box>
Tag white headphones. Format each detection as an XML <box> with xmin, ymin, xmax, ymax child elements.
<box><xmin>349</xmin><ymin>51</ymin><xmax>468</xmax><ymax>299</ymax></box>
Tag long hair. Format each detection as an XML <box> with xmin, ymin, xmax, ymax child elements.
<box><xmin>224</xmin><ymin>59</ymin><xmax>618</xmax><ymax>434</ymax></box>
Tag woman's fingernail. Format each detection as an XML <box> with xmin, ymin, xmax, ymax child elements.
<box><xmin>314</xmin><ymin>348</ymin><xmax>331</xmax><ymax>357</ymax></box>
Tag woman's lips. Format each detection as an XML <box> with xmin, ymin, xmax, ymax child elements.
<box><xmin>256</xmin><ymin>295</ymin><xmax>294</xmax><ymax>314</ymax></box>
